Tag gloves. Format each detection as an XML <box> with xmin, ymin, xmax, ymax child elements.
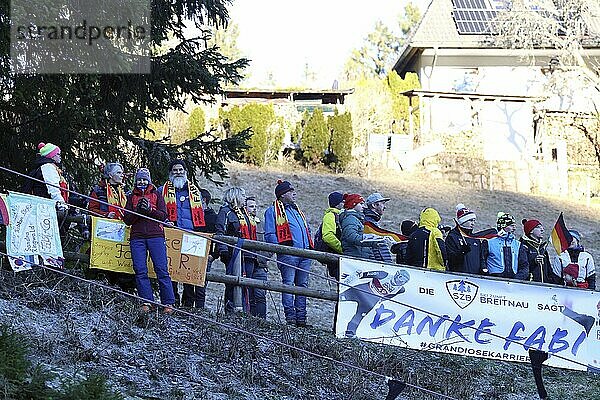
<box><xmin>136</xmin><ymin>197</ymin><xmax>151</xmax><ymax>214</ymax></box>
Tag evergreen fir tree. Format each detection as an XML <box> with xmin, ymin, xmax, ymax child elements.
<box><xmin>0</xmin><ymin>0</ymin><xmax>250</xmax><ymax>191</ymax></box>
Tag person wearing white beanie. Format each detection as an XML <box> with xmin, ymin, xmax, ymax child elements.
<box><xmin>445</xmin><ymin>204</ymin><xmax>488</xmax><ymax>275</ymax></box>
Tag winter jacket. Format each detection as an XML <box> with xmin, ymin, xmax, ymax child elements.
<box><xmin>520</xmin><ymin>236</ymin><xmax>563</xmax><ymax>284</ymax></box>
<box><xmin>363</xmin><ymin>208</ymin><xmax>381</xmax><ymax>226</ymax></box>
<box><xmin>391</xmin><ymin>241</ymin><xmax>409</xmax><ymax>265</ymax></box>
<box><xmin>123</xmin><ymin>184</ymin><xmax>168</xmax><ymax>239</ymax></box>
<box><xmin>339</xmin><ymin>209</ymin><xmax>374</xmax><ymax>259</ymax></box>
<box><xmin>321</xmin><ymin>207</ymin><xmax>342</xmax><ymax>253</ymax></box>
<box><xmin>406</xmin><ymin>208</ymin><xmax>447</xmax><ymax>271</ymax></box>
<box><xmin>446</xmin><ymin>226</ymin><xmax>488</xmax><ymax>275</ymax></box>
<box><xmin>216</xmin><ymin>203</ymin><xmax>257</xmax><ymax>262</ymax></box>
<box><xmin>157</xmin><ymin>182</ymin><xmax>198</xmax><ymax>230</ymax></box>
<box><xmin>199</xmin><ymin>207</ymin><xmax>217</xmax><ymax>234</ymax></box>
<box><xmin>362</xmin><ymin>211</ymin><xmax>394</xmax><ymax>263</ymax></box>
<box><xmin>23</xmin><ymin>155</ymin><xmax>67</xmax><ymax>202</ymax></box>
<box><xmin>88</xmin><ymin>180</ymin><xmax>127</xmax><ymax>219</ymax></box>
<box><xmin>486</xmin><ymin>232</ymin><xmax>529</xmax><ymax>280</ymax></box>
<box><xmin>557</xmin><ymin>248</ymin><xmax>596</xmax><ymax>289</ymax></box>
<box><xmin>264</xmin><ymin>202</ymin><xmax>312</xmax><ymax>249</ymax></box>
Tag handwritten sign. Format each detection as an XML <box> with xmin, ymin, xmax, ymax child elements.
<box><xmin>181</xmin><ymin>233</ymin><xmax>208</xmax><ymax>257</ymax></box>
<box><xmin>5</xmin><ymin>192</ymin><xmax>63</xmax><ymax>271</ymax></box>
<box><xmin>90</xmin><ymin>217</ymin><xmax>134</xmax><ymax>274</ymax></box>
<box><xmin>90</xmin><ymin>218</ymin><xmax>209</xmax><ymax>285</ymax></box>
<box><xmin>151</xmin><ymin>227</ymin><xmax>209</xmax><ymax>286</ymax></box>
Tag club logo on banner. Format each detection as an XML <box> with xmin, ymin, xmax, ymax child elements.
<box><xmin>90</xmin><ymin>217</ymin><xmax>209</xmax><ymax>285</ymax></box>
<box><xmin>446</xmin><ymin>279</ymin><xmax>479</xmax><ymax>309</ymax></box>
<box><xmin>337</xmin><ymin>257</ymin><xmax>600</xmax><ymax>373</ymax></box>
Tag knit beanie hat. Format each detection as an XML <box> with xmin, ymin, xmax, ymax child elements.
<box><xmin>275</xmin><ymin>179</ymin><xmax>294</xmax><ymax>198</ymax></box>
<box><xmin>400</xmin><ymin>220</ymin><xmax>418</xmax><ymax>236</ymax></box>
<box><xmin>328</xmin><ymin>191</ymin><xmax>344</xmax><ymax>207</ymax></box>
<box><xmin>168</xmin><ymin>158</ymin><xmax>187</xmax><ymax>171</ymax></box>
<box><xmin>456</xmin><ymin>203</ymin><xmax>476</xmax><ymax>226</ymax></box>
<box><xmin>343</xmin><ymin>193</ymin><xmax>364</xmax><ymax>210</ymax></box>
<box><xmin>38</xmin><ymin>142</ymin><xmax>61</xmax><ymax>159</ymax></box>
<box><xmin>497</xmin><ymin>212</ymin><xmax>515</xmax><ymax>230</ymax></box>
<box><xmin>522</xmin><ymin>218</ymin><xmax>542</xmax><ymax>237</ymax></box>
<box><xmin>135</xmin><ymin>168</ymin><xmax>152</xmax><ymax>184</ymax></box>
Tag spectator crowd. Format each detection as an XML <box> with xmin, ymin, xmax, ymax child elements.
<box><xmin>17</xmin><ymin>142</ymin><xmax>597</xmax><ymax>325</ymax></box>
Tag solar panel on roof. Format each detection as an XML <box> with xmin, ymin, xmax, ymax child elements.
<box><xmin>451</xmin><ymin>0</ymin><xmax>501</xmax><ymax>35</ymax></box>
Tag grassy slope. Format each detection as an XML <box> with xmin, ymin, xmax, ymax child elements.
<box><xmin>0</xmin><ymin>162</ymin><xmax>598</xmax><ymax>400</ymax></box>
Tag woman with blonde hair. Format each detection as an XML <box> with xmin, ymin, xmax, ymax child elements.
<box><xmin>216</xmin><ymin>187</ymin><xmax>267</xmax><ymax>319</ymax></box>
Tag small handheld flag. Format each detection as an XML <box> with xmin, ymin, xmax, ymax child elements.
<box><xmin>550</xmin><ymin>213</ymin><xmax>572</xmax><ymax>255</ymax></box>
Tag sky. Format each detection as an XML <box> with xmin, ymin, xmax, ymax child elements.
<box><xmin>228</xmin><ymin>0</ymin><xmax>422</xmax><ymax>88</ymax></box>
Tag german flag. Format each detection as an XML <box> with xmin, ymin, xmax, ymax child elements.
<box><xmin>363</xmin><ymin>221</ymin><xmax>407</xmax><ymax>242</ymax></box>
<box><xmin>550</xmin><ymin>213</ymin><xmax>572</xmax><ymax>254</ymax></box>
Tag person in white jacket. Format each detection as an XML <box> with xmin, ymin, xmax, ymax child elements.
<box><xmin>22</xmin><ymin>142</ymin><xmax>69</xmax><ymax>208</ymax></box>
<box><xmin>557</xmin><ymin>230</ymin><xmax>596</xmax><ymax>290</ymax></box>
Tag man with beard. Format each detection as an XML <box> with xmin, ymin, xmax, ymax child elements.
<box><xmin>159</xmin><ymin>159</ymin><xmax>206</xmax><ymax>307</ymax></box>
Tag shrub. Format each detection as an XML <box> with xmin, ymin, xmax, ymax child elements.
<box><xmin>0</xmin><ymin>324</ymin><xmax>122</xmax><ymax>400</ymax></box>
<box><xmin>220</xmin><ymin>104</ymin><xmax>281</xmax><ymax>166</ymax></box>
<box><xmin>188</xmin><ymin>107</ymin><xmax>206</xmax><ymax>139</ymax></box>
<box><xmin>301</xmin><ymin>108</ymin><xmax>328</xmax><ymax>165</ymax></box>
<box><xmin>327</xmin><ymin>110</ymin><xmax>353</xmax><ymax>171</ymax></box>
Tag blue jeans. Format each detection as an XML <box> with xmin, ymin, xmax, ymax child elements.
<box><xmin>277</xmin><ymin>254</ymin><xmax>312</xmax><ymax>323</ymax></box>
<box><xmin>225</xmin><ymin>258</ymin><xmax>267</xmax><ymax>319</ymax></box>
<box><xmin>244</xmin><ymin>260</ymin><xmax>267</xmax><ymax>319</ymax></box>
<box><xmin>130</xmin><ymin>237</ymin><xmax>175</xmax><ymax>305</ymax></box>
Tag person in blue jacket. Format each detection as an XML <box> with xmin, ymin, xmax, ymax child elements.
<box><xmin>159</xmin><ymin>159</ymin><xmax>207</xmax><ymax>308</ymax></box>
<box><xmin>486</xmin><ymin>212</ymin><xmax>529</xmax><ymax>280</ymax></box>
<box><xmin>264</xmin><ymin>180</ymin><xmax>313</xmax><ymax>327</ymax></box>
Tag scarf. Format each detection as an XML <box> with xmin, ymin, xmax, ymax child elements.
<box><xmin>232</xmin><ymin>205</ymin><xmax>257</xmax><ymax>240</ymax></box>
<box><xmin>131</xmin><ymin>184</ymin><xmax>158</xmax><ymax>211</ymax></box>
<box><xmin>162</xmin><ymin>180</ymin><xmax>205</xmax><ymax>228</ymax></box>
<box><xmin>457</xmin><ymin>225</ymin><xmax>498</xmax><ymax>240</ymax></box>
<box><xmin>105</xmin><ymin>182</ymin><xmax>127</xmax><ymax>219</ymax></box>
<box><xmin>274</xmin><ymin>200</ymin><xmax>313</xmax><ymax>248</ymax></box>
<box><xmin>55</xmin><ymin>165</ymin><xmax>69</xmax><ymax>202</ymax></box>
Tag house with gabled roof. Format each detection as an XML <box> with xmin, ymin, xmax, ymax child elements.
<box><xmin>393</xmin><ymin>0</ymin><xmax>600</xmax><ymax>197</ymax></box>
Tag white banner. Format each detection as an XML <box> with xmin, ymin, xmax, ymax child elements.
<box><xmin>336</xmin><ymin>258</ymin><xmax>600</xmax><ymax>372</ymax></box>
<box><xmin>5</xmin><ymin>192</ymin><xmax>64</xmax><ymax>270</ymax></box>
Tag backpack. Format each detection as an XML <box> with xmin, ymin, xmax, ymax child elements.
<box><xmin>20</xmin><ymin>166</ymin><xmax>40</xmax><ymax>195</ymax></box>
<box><xmin>313</xmin><ymin>211</ymin><xmax>341</xmax><ymax>253</ymax></box>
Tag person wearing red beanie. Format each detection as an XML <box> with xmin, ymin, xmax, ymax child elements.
<box><xmin>343</xmin><ymin>193</ymin><xmax>364</xmax><ymax>210</ymax></box>
<box><xmin>519</xmin><ymin>218</ymin><xmax>563</xmax><ymax>284</ymax></box>
<box><xmin>339</xmin><ymin>194</ymin><xmax>374</xmax><ymax>259</ymax></box>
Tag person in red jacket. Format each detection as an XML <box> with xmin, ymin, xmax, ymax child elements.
<box><xmin>88</xmin><ymin>163</ymin><xmax>134</xmax><ymax>291</ymax></box>
<box><xmin>123</xmin><ymin>168</ymin><xmax>175</xmax><ymax>313</ymax></box>
<box><xmin>88</xmin><ymin>163</ymin><xmax>127</xmax><ymax>219</ymax></box>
